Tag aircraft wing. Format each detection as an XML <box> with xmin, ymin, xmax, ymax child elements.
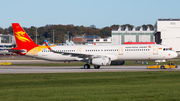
<box><xmin>43</xmin><ymin>39</ymin><xmax>113</xmax><ymax>60</ymax></box>
<box><xmin>51</xmin><ymin>49</ymin><xmax>107</xmax><ymax>58</ymax></box>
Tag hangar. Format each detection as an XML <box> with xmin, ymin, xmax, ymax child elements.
<box><xmin>154</xmin><ymin>19</ymin><xmax>180</xmax><ymax>51</ymax></box>
<box><xmin>111</xmin><ymin>26</ymin><xmax>154</xmax><ymax>44</ymax></box>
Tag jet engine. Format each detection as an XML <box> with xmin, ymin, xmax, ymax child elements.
<box><xmin>90</xmin><ymin>57</ymin><xmax>111</xmax><ymax>66</ymax></box>
<box><xmin>110</xmin><ymin>61</ymin><xmax>125</xmax><ymax>65</ymax></box>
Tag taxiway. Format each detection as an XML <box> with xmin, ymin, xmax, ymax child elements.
<box><xmin>0</xmin><ymin>65</ymin><xmax>179</xmax><ymax>74</ymax></box>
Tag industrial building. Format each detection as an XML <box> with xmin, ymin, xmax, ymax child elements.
<box><xmin>73</xmin><ymin>35</ymin><xmax>100</xmax><ymax>45</ymax></box>
<box><xmin>154</xmin><ymin>19</ymin><xmax>180</xmax><ymax>51</ymax></box>
<box><xmin>0</xmin><ymin>34</ymin><xmax>16</xmax><ymax>55</ymax></box>
<box><xmin>93</xmin><ymin>37</ymin><xmax>112</xmax><ymax>45</ymax></box>
<box><xmin>111</xmin><ymin>26</ymin><xmax>155</xmax><ymax>44</ymax></box>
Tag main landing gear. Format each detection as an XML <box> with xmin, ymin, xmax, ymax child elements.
<box><xmin>83</xmin><ymin>64</ymin><xmax>100</xmax><ymax>69</ymax></box>
<box><xmin>94</xmin><ymin>65</ymin><xmax>100</xmax><ymax>69</ymax></box>
<box><xmin>84</xmin><ymin>64</ymin><xmax>90</xmax><ymax>69</ymax></box>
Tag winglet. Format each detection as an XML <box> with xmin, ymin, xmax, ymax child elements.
<box><xmin>44</xmin><ymin>39</ymin><xmax>52</xmax><ymax>51</ymax></box>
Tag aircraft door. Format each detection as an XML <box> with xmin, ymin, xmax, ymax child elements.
<box><xmin>77</xmin><ymin>48</ymin><xmax>81</xmax><ymax>53</ymax></box>
<box><xmin>153</xmin><ymin>46</ymin><xmax>158</xmax><ymax>55</ymax></box>
<box><xmin>119</xmin><ymin>47</ymin><xmax>123</xmax><ymax>55</ymax></box>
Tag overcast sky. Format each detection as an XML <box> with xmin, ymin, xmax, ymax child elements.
<box><xmin>0</xmin><ymin>0</ymin><xmax>179</xmax><ymax>29</ymax></box>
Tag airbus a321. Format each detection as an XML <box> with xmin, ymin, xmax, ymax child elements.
<box><xmin>10</xmin><ymin>23</ymin><xmax>178</xmax><ymax>69</ymax></box>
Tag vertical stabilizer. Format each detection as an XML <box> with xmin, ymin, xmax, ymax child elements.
<box><xmin>12</xmin><ymin>23</ymin><xmax>39</xmax><ymax>51</ymax></box>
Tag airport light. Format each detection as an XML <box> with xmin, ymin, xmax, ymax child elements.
<box><xmin>67</xmin><ymin>31</ymin><xmax>69</xmax><ymax>41</ymax></box>
<box><xmin>53</xmin><ymin>30</ymin><xmax>55</xmax><ymax>44</ymax></box>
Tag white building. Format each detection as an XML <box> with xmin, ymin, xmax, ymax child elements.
<box><xmin>0</xmin><ymin>34</ymin><xmax>16</xmax><ymax>55</ymax></box>
<box><xmin>112</xmin><ymin>26</ymin><xmax>154</xmax><ymax>44</ymax></box>
<box><xmin>0</xmin><ymin>34</ymin><xmax>16</xmax><ymax>48</ymax></box>
<box><xmin>154</xmin><ymin>19</ymin><xmax>180</xmax><ymax>51</ymax></box>
<box><xmin>93</xmin><ymin>37</ymin><xmax>112</xmax><ymax>45</ymax></box>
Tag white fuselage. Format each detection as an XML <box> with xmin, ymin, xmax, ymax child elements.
<box><xmin>32</xmin><ymin>44</ymin><xmax>178</xmax><ymax>61</ymax></box>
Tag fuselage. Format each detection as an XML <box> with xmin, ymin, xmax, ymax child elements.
<box><xmin>26</xmin><ymin>44</ymin><xmax>177</xmax><ymax>61</ymax></box>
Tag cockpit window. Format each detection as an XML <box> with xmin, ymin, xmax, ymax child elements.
<box><xmin>163</xmin><ymin>48</ymin><xmax>172</xmax><ymax>51</ymax></box>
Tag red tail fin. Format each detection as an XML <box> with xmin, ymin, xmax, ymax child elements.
<box><xmin>12</xmin><ymin>23</ymin><xmax>39</xmax><ymax>51</ymax></box>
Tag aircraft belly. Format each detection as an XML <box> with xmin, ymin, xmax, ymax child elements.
<box><xmin>37</xmin><ymin>52</ymin><xmax>76</xmax><ymax>61</ymax></box>
<box><xmin>117</xmin><ymin>52</ymin><xmax>152</xmax><ymax>61</ymax></box>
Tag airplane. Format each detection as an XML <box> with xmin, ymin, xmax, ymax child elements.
<box><xmin>66</xmin><ymin>40</ymin><xmax>75</xmax><ymax>46</ymax></box>
<box><xmin>10</xmin><ymin>23</ymin><xmax>178</xmax><ymax>69</ymax></box>
<box><xmin>66</xmin><ymin>40</ymin><xmax>70</xmax><ymax>46</ymax></box>
<box><xmin>70</xmin><ymin>40</ymin><xmax>75</xmax><ymax>45</ymax></box>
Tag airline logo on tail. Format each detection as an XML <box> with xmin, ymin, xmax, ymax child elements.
<box><xmin>15</xmin><ymin>31</ymin><xmax>30</xmax><ymax>42</ymax></box>
<box><xmin>44</xmin><ymin>39</ymin><xmax>52</xmax><ymax>50</ymax></box>
<box><xmin>66</xmin><ymin>40</ymin><xmax>70</xmax><ymax>45</ymax></box>
<box><xmin>70</xmin><ymin>41</ymin><xmax>75</xmax><ymax>45</ymax></box>
<box><xmin>11</xmin><ymin>23</ymin><xmax>39</xmax><ymax>55</ymax></box>
<box><xmin>66</xmin><ymin>40</ymin><xmax>75</xmax><ymax>45</ymax></box>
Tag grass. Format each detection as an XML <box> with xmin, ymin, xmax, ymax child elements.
<box><xmin>0</xmin><ymin>72</ymin><xmax>180</xmax><ymax>101</ymax></box>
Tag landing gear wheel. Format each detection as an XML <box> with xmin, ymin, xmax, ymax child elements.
<box><xmin>84</xmin><ymin>64</ymin><xmax>90</xmax><ymax>69</ymax></box>
<box><xmin>94</xmin><ymin>65</ymin><xmax>100</xmax><ymax>69</ymax></box>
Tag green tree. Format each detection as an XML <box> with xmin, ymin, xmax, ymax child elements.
<box><xmin>0</xmin><ymin>27</ymin><xmax>4</xmax><ymax>34</ymax></box>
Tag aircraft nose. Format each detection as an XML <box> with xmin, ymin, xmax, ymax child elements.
<box><xmin>168</xmin><ymin>52</ymin><xmax>178</xmax><ymax>58</ymax></box>
<box><xmin>172</xmin><ymin>52</ymin><xmax>178</xmax><ymax>58</ymax></box>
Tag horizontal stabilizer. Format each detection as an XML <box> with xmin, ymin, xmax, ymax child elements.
<box><xmin>7</xmin><ymin>49</ymin><xmax>26</xmax><ymax>53</ymax></box>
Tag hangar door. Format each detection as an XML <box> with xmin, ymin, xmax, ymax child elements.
<box><xmin>139</xmin><ymin>35</ymin><xmax>150</xmax><ymax>42</ymax></box>
<box><xmin>124</xmin><ymin>35</ymin><xmax>136</xmax><ymax>42</ymax></box>
<box><xmin>112</xmin><ymin>35</ymin><xmax>121</xmax><ymax>44</ymax></box>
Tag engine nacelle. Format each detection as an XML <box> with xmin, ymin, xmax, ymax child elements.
<box><xmin>90</xmin><ymin>57</ymin><xmax>111</xmax><ymax>66</ymax></box>
<box><xmin>110</xmin><ymin>61</ymin><xmax>125</xmax><ymax>65</ymax></box>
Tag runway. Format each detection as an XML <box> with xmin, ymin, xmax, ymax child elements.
<box><xmin>0</xmin><ymin>65</ymin><xmax>180</xmax><ymax>74</ymax></box>
<box><xmin>0</xmin><ymin>60</ymin><xmax>180</xmax><ymax>74</ymax></box>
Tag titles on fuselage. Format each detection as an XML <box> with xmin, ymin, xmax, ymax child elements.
<box><xmin>125</xmin><ymin>46</ymin><xmax>147</xmax><ymax>48</ymax></box>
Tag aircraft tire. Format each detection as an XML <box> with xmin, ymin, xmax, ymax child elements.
<box><xmin>84</xmin><ymin>64</ymin><xmax>90</xmax><ymax>69</ymax></box>
<box><xmin>94</xmin><ymin>65</ymin><xmax>100</xmax><ymax>69</ymax></box>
